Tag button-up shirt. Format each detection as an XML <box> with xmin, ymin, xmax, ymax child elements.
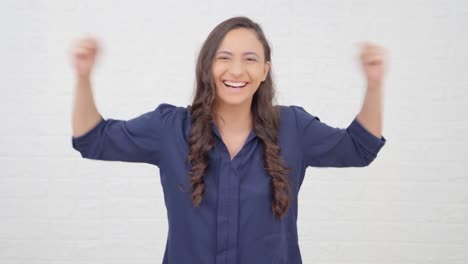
<box><xmin>72</xmin><ymin>103</ymin><xmax>386</xmax><ymax>264</ymax></box>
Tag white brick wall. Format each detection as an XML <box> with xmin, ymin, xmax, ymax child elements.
<box><xmin>1</xmin><ymin>0</ymin><xmax>467</xmax><ymax>263</ymax></box>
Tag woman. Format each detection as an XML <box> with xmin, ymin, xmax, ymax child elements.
<box><xmin>71</xmin><ymin>16</ymin><xmax>387</xmax><ymax>264</ymax></box>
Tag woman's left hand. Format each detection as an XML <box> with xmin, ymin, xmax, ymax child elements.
<box><xmin>359</xmin><ymin>42</ymin><xmax>388</xmax><ymax>88</ymax></box>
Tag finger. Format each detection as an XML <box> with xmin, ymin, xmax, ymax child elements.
<box><xmin>362</xmin><ymin>48</ymin><xmax>385</xmax><ymax>57</ymax></box>
<box><xmin>80</xmin><ymin>42</ymin><xmax>98</xmax><ymax>52</ymax></box>
<box><xmin>359</xmin><ymin>42</ymin><xmax>378</xmax><ymax>50</ymax></box>
<box><xmin>362</xmin><ymin>52</ymin><xmax>384</xmax><ymax>61</ymax></box>
<box><xmin>75</xmin><ymin>47</ymin><xmax>92</xmax><ymax>56</ymax></box>
<box><xmin>364</xmin><ymin>58</ymin><xmax>384</xmax><ymax>66</ymax></box>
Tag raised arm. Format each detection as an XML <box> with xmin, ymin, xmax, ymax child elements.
<box><xmin>72</xmin><ymin>77</ymin><xmax>103</xmax><ymax>137</ymax></box>
<box><xmin>69</xmin><ymin>36</ymin><xmax>173</xmax><ymax>166</ymax></box>
<box><xmin>71</xmin><ymin>36</ymin><xmax>103</xmax><ymax>137</ymax></box>
<box><xmin>355</xmin><ymin>42</ymin><xmax>388</xmax><ymax>138</ymax></box>
<box><xmin>296</xmin><ymin>42</ymin><xmax>388</xmax><ymax>168</ymax></box>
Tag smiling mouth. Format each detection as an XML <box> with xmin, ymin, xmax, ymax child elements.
<box><xmin>223</xmin><ymin>80</ymin><xmax>248</xmax><ymax>88</ymax></box>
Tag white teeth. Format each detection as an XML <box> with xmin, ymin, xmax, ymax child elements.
<box><xmin>223</xmin><ymin>81</ymin><xmax>247</xmax><ymax>87</ymax></box>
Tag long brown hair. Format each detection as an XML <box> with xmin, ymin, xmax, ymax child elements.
<box><xmin>187</xmin><ymin>16</ymin><xmax>293</xmax><ymax>220</ymax></box>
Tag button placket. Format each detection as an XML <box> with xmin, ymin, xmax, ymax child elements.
<box><xmin>212</xmin><ymin>122</ymin><xmax>256</xmax><ymax>264</ymax></box>
<box><xmin>216</xmin><ymin>151</ymin><xmax>230</xmax><ymax>263</ymax></box>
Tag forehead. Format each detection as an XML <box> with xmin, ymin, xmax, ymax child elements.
<box><xmin>217</xmin><ymin>28</ymin><xmax>264</xmax><ymax>54</ymax></box>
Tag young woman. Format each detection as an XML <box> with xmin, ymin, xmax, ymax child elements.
<box><xmin>71</xmin><ymin>16</ymin><xmax>387</xmax><ymax>264</ymax></box>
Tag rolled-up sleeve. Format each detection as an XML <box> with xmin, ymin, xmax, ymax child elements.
<box><xmin>291</xmin><ymin>106</ymin><xmax>386</xmax><ymax>168</ymax></box>
<box><xmin>71</xmin><ymin>103</ymin><xmax>176</xmax><ymax>166</ymax></box>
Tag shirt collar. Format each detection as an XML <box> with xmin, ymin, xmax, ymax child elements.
<box><xmin>187</xmin><ymin>105</ymin><xmax>257</xmax><ymax>143</ymax></box>
<box><xmin>210</xmin><ymin>120</ymin><xmax>257</xmax><ymax>143</ymax></box>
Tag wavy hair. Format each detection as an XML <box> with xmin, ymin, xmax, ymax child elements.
<box><xmin>187</xmin><ymin>16</ymin><xmax>293</xmax><ymax>220</ymax></box>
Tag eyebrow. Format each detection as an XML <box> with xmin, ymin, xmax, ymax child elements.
<box><xmin>217</xmin><ymin>51</ymin><xmax>259</xmax><ymax>58</ymax></box>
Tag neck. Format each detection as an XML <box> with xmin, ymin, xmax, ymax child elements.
<box><xmin>214</xmin><ymin>101</ymin><xmax>253</xmax><ymax>134</ymax></box>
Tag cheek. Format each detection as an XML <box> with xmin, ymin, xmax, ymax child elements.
<box><xmin>211</xmin><ymin>64</ymin><xmax>219</xmax><ymax>79</ymax></box>
<box><xmin>212</xmin><ymin>62</ymin><xmax>226</xmax><ymax>78</ymax></box>
<box><xmin>249</xmin><ymin>67</ymin><xmax>265</xmax><ymax>81</ymax></box>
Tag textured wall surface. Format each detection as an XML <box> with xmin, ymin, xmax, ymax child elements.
<box><xmin>1</xmin><ymin>0</ymin><xmax>467</xmax><ymax>263</ymax></box>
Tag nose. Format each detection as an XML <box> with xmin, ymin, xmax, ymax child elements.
<box><xmin>228</xmin><ymin>58</ymin><xmax>245</xmax><ymax>77</ymax></box>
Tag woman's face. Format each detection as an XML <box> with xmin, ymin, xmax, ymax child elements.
<box><xmin>212</xmin><ymin>28</ymin><xmax>270</xmax><ymax>108</ymax></box>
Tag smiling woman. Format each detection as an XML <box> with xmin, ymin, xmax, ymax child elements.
<box><xmin>212</xmin><ymin>28</ymin><xmax>270</xmax><ymax>104</ymax></box>
<box><xmin>189</xmin><ymin>18</ymin><xmax>291</xmax><ymax>223</ymax></box>
<box><xmin>71</xmin><ymin>16</ymin><xmax>386</xmax><ymax>264</ymax></box>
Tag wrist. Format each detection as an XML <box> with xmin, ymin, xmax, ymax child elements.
<box><xmin>76</xmin><ymin>75</ymin><xmax>91</xmax><ymax>83</ymax></box>
<box><xmin>367</xmin><ymin>80</ymin><xmax>383</xmax><ymax>91</ymax></box>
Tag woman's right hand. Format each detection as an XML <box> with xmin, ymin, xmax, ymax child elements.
<box><xmin>71</xmin><ymin>36</ymin><xmax>100</xmax><ymax>78</ymax></box>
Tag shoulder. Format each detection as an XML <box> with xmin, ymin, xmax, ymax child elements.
<box><xmin>152</xmin><ymin>103</ymin><xmax>191</xmax><ymax>139</ymax></box>
<box><xmin>275</xmin><ymin>104</ymin><xmax>320</xmax><ymax>124</ymax></box>
<box><xmin>153</xmin><ymin>103</ymin><xmax>185</xmax><ymax>117</ymax></box>
<box><xmin>152</xmin><ymin>103</ymin><xmax>190</xmax><ymax>123</ymax></box>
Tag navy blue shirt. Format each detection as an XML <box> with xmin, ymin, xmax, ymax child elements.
<box><xmin>72</xmin><ymin>103</ymin><xmax>386</xmax><ymax>264</ymax></box>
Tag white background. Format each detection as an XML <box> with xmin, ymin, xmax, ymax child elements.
<box><xmin>1</xmin><ymin>0</ymin><xmax>468</xmax><ymax>263</ymax></box>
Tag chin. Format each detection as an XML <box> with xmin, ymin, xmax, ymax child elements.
<box><xmin>216</xmin><ymin>95</ymin><xmax>252</xmax><ymax>107</ymax></box>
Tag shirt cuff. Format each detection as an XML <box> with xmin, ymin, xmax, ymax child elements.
<box><xmin>347</xmin><ymin>117</ymin><xmax>386</xmax><ymax>155</ymax></box>
<box><xmin>71</xmin><ymin>116</ymin><xmax>106</xmax><ymax>151</ymax></box>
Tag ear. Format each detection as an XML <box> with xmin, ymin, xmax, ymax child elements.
<box><xmin>263</xmin><ymin>61</ymin><xmax>271</xmax><ymax>81</ymax></box>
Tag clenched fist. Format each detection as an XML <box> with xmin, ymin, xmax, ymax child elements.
<box><xmin>70</xmin><ymin>36</ymin><xmax>101</xmax><ymax>78</ymax></box>
<box><xmin>358</xmin><ymin>42</ymin><xmax>388</xmax><ymax>87</ymax></box>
